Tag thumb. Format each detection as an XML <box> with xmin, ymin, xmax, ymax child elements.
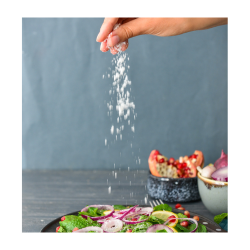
<box><xmin>107</xmin><ymin>18</ymin><xmax>148</xmax><ymax>47</ymax></box>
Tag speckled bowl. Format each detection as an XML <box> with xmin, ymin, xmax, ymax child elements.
<box><xmin>147</xmin><ymin>171</ymin><xmax>200</xmax><ymax>202</ymax></box>
<box><xmin>197</xmin><ymin>172</ymin><xmax>228</xmax><ymax>215</ymax></box>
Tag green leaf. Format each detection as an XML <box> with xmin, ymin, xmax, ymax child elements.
<box><xmin>147</xmin><ymin>215</ymin><xmax>165</xmax><ymax>225</ymax></box>
<box><xmin>113</xmin><ymin>205</ymin><xmax>127</xmax><ymax>210</ymax></box>
<box><xmin>59</xmin><ymin>215</ymin><xmax>101</xmax><ymax>232</ymax></box>
<box><xmin>177</xmin><ymin>213</ymin><xmax>188</xmax><ymax>221</ymax></box>
<box><xmin>132</xmin><ymin>222</ymin><xmax>153</xmax><ymax>233</ymax></box>
<box><xmin>188</xmin><ymin>223</ymin><xmax>207</xmax><ymax>233</ymax></box>
<box><xmin>78</xmin><ymin>207</ymin><xmax>106</xmax><ymax>217</ymax></box>
<box><xmin>174</xmin><ymin>223</ymin><xmax>190</xmax><ymax>232</ymax></box>
<box><xmin>214</xmin><ymin>213</ymin><xmax>228</xmax><ymax>224</ymax></box>
<box><xmin>153</xmin><ymin>204</ymin><xmax>172</xmax><ymax>212</ymax></box>
<box><xmin>138</xmin><ymin>215</ymin><xmax>149</xmax><ymax>221</ymax></box>
<box><xmin>156</xmin><ymin>229</ymin><xmax>168</xmax><ymax>233</ymax></box>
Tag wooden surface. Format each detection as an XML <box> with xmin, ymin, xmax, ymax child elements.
<box><xmin>22</xmin><ymin>169</ymin><xmax>215</xmax><ymax>232</ymax></box>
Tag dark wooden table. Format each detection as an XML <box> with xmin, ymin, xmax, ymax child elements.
<box><xmin>22</xmin><ymin>169</ymin><xmax>215</xmax><ymax>232</ymax></box>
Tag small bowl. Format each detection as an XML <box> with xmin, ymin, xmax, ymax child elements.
<box><xmin>147</xmin><ymin>171</ymin><xmax>200</xmax><ymax>202</ymax></box>
<box><xmin>197</xmin><ymin>172</ymin><xmax>228</xmax><ymax>215</ymax></box>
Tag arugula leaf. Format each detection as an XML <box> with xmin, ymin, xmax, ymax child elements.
<box><xmin>214</xmin><ymin>213</ymin><xmax>228</xmax><ymax>224</ymax></box>
<box><xmin>177</xmin><ymin>213</ymin><xmax>188</xmax><ymax>222</ymax></box>
<box><xmin>156</xmin><ymin>229</ymin><xmax>168</xmax><ymax>233</ymax></box>
<box><xmin>78</xmin><ymin>207</ymin><xmax>106</xmax><ymax>217</ymax></box>
<box><xmin>138</xmin><ymin>215</ymin><xmax>149</xmax><ymax>221</ymax></box>
<box><xmin>147</xmin><ymin>215</ymin><xmax>165</xmax><ymax>225</ymax></box>
<box><xmin>132</xmin><ymin>222</ymin><xmax>153</xmax><ymax>233</ymax></box>
<box><xmin>113</xmin><ymin>205</ymin><xmax>126</xmax><ymax>210</ymax></box>
<box><xmin>174</xmin><ymin>223</ymin><xmax>190</xmax><ymax>232</ymax></box>
<box><xmin>153</xmin><ymin>204</ymin><xmax>172</xmax><ymax>212</ymax></box>
<box><xmin>188</xmin><ymin>223</ymin><xmax>207</xmax><ymax>233</ymax></box>
<box><xmin>59</xmin><ymin>215</ymin><xmax>101</xmax><ymax>232</ymax></box>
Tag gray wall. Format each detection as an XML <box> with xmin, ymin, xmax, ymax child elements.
<box><xmin>22</xmin><ymin>18</ymin><xmax>227</xmax><ymax>170</ymax></box>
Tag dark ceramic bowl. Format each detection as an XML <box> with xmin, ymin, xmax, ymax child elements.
<box><xmin>147</xmin><ymin>171</ymin><xmax>200</xmax><ymax>202</ymax></box>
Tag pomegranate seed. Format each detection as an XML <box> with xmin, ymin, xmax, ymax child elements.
<box><xmin>183</xmin><ymin>155</ymin><xmax>189</xmax><ymax>161</ymax></box>
<box><xmin>168</xmin><ymin>215</ymin><xmax>176</xmax><ymax>223</ymax></box>
<box><xmin>56</xmin><ymin>226</ymin><xmax>60</xmax><ymax>232</ymax></box>
<box><xmin>175</xmin><ymin>204</ymin><xmax>181</xmax><ymax>209</ymax></box>
<box><xmin>178</xmin><ymin>207</ymin><xmax>185</xmax><ymax>210</ymax></box>
<box><xmin>131</xmin><ymin>218</ymin><xmax>137</xmax><ymax>221</ymax></box>
<box><xmin>193</xmin><ymin>216</ymin><xmax>200</xmax><ymax>221</ymax></box>
<box><xmin>182</xmin><ymin>162</ymin><xmax>187</xmax><ymax>168</ymax></box>
<box><xmin>180</xmin><ymin>221</ymin><xmax>189</xmax><ymax>227</ymax></box>
<box><xmin>159</xmin><ymin>158</ymin><xmax>165</xmax><ymax>163</ymax></box>
<box><xmin>72</xmin><ymin>227</ymin><xmax>79</xmax><ymax>232</ymax></box>
<box><xmin>177</xmin><ymin>170</ymin><xmax>182</xmax><ymax>176</ymax></box>
<box><xmin>177</xmin><ymin>163</ymin><xmax>183</xmax><ymax>169</ymax></box>
<box><xmin>61</xmin><ymin>216</ymin><xmax>65</xmax><ymax>221</ymax></box>
<box><xmin>154</xmin><ymin>150</ymin><xmax>160</xmax><ymax>155</ymax></box>
<box><xmin>169</xmin><ymin>157</ymin><xmax>175</xmax><ymax>164</ymax></box>
<box><xmin>190</xmin><ymin>154</ymin><xmax>198</xmax><ymax>159</ymax></box>
<box><xmin>126</xmin><ymin>229</ymin><xmax>132</xmax><ymax>233</ymax></box>
<box><xmin>184</xmin><ymin>211</ymin><xmax>190</xmax><ymax>218</ymax></box>
<box><xmin>173</xmin><ymin>160</ymin><xmax>178</xmax><ymax>166</ymax></box>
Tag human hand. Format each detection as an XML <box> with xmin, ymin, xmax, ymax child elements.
<box><xmin>96</xmin><ymin>18</ymin><xmax>227</xmax><ymax>54</ymax></box>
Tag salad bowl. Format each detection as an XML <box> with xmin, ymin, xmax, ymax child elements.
<box><xmin>197</xmin><ymin>172</ymin><xmax>228</xmax><ymax>215</ymax></box>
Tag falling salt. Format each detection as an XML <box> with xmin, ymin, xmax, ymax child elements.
<box><xmin>105</xmin><ymin>139</ymin><xmax>107</xmax><ymax>146</ymax></box>
<box><xmin>108</xmin><ymin>186</ymin><xmax>111</xmax><ymax>194</ymax></box>
<box><xmin>120</xmin><ymin>134</ymin><xmax>122</xmax><ymax>140</ymax></box>
<box><xmin>111</xmin><ymin>125</ymin><xmax>114</xmax><ymax>134</ymax></box>
<box><xmin>115</xmin><ymin>172</ymin><xmax>117</xmax><ymax>179</ymax></box>
<box><xmin>144</xmin><ymin>197</ymin><xmax>147</xmax><ymax>204</ymax></box>
<box><xmin>131</xmin><ymin>126</ymin><xmax>135</xmax><ymax>132</ymax></box>
<box><xmin>114</xmin><ymin>163</ymin><xmax>115</xmax><ymax>169</ymax></box>
<box><xmin>108</xmin><ymin>74</ymin><xmax>110</xmax><ymax>78</ymax></box>
<box><xmin>128</xmin><ymin>167</ymin><xmax>130</xmax><ymax>171</ymax></box>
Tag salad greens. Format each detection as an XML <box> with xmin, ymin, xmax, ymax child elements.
<box><xmin>153</xmin><ymin>204</ymin><xmax>172</xmax><ymax>212</ymax></box>
<box><xmin>58</xmin><ymin>215</ymin><xmax>101</xmax><ymax>232</ymax></box>
<box><xmin>56</xmin><ymin>203</ymin><xmax>208</xmax><ymax>233</ymax></box>
<box><xmin>78</xmin><ymin>207</ymin><xmax>106</xmax><ymax>217</ymax></box>
<box><xmin>214</xmin><ymin>213</ymin><xmax>228</xmax><ymax>224</ymax></box>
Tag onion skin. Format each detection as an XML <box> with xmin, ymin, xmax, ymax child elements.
<box><xmin>214</xmin><ymin>150</ymin><xmax>228</xmax><ymax>170</ymax></box>
<box><xmin>211</xmin><ymin>166</ymin><xmax>228</xmax><ymax>182</ymax></box>
<box><xmin>101</xmin><ymin>219</ymin><xmax>123</xmax><ymax>233</ymax></box>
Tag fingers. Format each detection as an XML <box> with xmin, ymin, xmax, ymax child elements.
<box><xmin>107</xmin><ymin>18</ymin><xmax>147</xmax><ymax>47</ymax></box>
<box><xmin>110</xmin><ymin>40</ymin><xmax>129</xmax><ymax>55</ymax></box>
<box><xmin>96</xmin><ymin>18</ymin><xmax>119</xmax><ymax>42</ymax></box>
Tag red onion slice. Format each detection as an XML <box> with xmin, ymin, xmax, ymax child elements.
<box><xmin>138</xmin><ymin>207</ymin><xmax>153</xmax><ymax>215</ymax></box>
<box><xmin>112</xmin><ymin>206</ymin><xmax>141</xmax><ymax>218</ymax></box>
<box><xmin>112</xmin><ymin>205</ymin><xmax>139</xmax><ymax>220</ymax></box>
<box><xmin>211</xmin><ymin>166</ymin><xmax>228</xmax><ymax>182</ymax></box>
<box><xmin>101</xmin><ymin>219</ymin><xmax>123</xmax><ymax>233</ymax></box>
<box><xmin>72</xmin><ymin>226</ymin><xmax>103</xmax><ymax>233</ymax></box>
<box><xmin>80</xmin><ymin>205</ymin><xmax>114</xmax><ymax>221</ymax></box>
<box><xmin>97</xmin><ymin>217</ymin><xmax>116</xmax><ymax>224</ymax></box>
<box><xmin>146</xmin><ymin>224</ymin><xmax>174</xmax><ymax>233</ymax></box>
<box><xmin>164</xmin><ymin>218</ymin><xmax>198</xmax><ymax>233</ymax></box>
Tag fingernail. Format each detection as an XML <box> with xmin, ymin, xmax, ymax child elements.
<box><xmin>108</xmin><ymin>35</ymin><xmax>120</xmax><ymax>47</ymax></box>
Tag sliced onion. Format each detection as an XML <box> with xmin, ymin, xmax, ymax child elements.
<box><xmin>72</xmin><ymin>226</ymin><xmax>103</xmax><ymax>233</ymax></box>
<box><xmin>146</xmin><ymin>224</ymin><xmax>174</xmax><ymax>233</ymax></box>
<box><xmin>80</xmin><ymin>205</ymin><xmax>114</xmax><ymax>221</ymax></box>
<box><xmin>122</xmin><ymin>213</ymin><xmax>148</xmax><ymax>224</ymax></box>
<box><xmin>112</xmin><ymin>205</ymin><xmax>139</xmax><ymax>220</ymax></box>
<box><xmin>214</xmin><ymin>150</ymin><xmax>228</xmax><ymax>169</ymax></box>
<box><xmin>138</xmin><ymin>207</ymin><xmax>153</xmax><ymax>215</ymax></box>
<box><xmin>211</xmin><ymin>166</ymin><xmax>228</xmax><ymax>182</ymax></box>
<box><xmin>112</xmin><ymin>206</ymin><xmax>141</xmax><ymax>218</ymax></box>
<box><xmin>97</xmin><ymin>217</ymin><xmax>116</xmax><ymax>224</ymax></box>
<box><xmin>164</xmin><ymin>218</ymin><xmax>198</xmax><ymax>233</ymax></box>
<box><xmin>101</xmin><ymin>219</ymin><xmax>123</xmax><ymax>233</ymax></box>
